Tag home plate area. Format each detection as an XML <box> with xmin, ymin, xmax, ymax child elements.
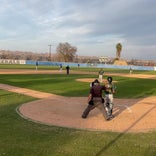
<box><xmin>18</xmin><ymin>95</ymin><xmax>156</xmax><ymax>133</ymax></box>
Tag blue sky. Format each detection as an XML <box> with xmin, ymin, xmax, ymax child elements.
<box><xmin>0</xmin><ymin>0</ymin><xmax>156</xmax><ymax>60</ymax></box>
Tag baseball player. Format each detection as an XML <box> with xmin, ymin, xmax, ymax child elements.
<box><xmin>104</xmin><ymin>76</ymin><xmax>116</xmax><ymax>119</ymax></box>
<box><xmin>98</xmin><ymin>68</ymin><xmax>104</xmax><ymax>83</ymax></box>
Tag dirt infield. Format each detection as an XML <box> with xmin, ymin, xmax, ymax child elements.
<box><xmin>0</xmin><ymin>69</ymin><xmax>156</xmax><ymax>133</ymax></box>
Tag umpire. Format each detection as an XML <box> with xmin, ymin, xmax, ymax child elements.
<box><xmin>81</xmin><ymin>79</ymin><xmax>110</xmax><ymax>121</ymax></box>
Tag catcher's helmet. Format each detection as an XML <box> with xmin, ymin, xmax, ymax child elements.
<box><xmin>107</xmin><ymin>76</ymin><xmax>113</xmax><ymax>83</ymax></box>
<box><xmin>94</xmin><ymin>79</ymin><xmax>99</xmax><ymax>83</ymax></box>
<box><xmin>94</xmin><ymin>79</ymin><xmax>100</xmax><ymax>85</ymax></box>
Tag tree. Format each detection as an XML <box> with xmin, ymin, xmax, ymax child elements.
<box><xmin>56</xmin><ymin>42</ymin><xmax>77</xmax><ymax>62</ymax></box>
<box><xmin>116</xmin><ymin>43</ymin><xmax>122</xmax><ymax>59</ymax></box>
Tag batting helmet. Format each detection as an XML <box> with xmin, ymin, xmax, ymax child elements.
<box><xmin>107</xmin><ymin>76</ymin><xmax>113</xmax><ymax>83</ymax></box>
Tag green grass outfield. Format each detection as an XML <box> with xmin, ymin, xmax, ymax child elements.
<box><xmin>0</xmin><ymin>65</ymin><xmax>156</xmax><ymax>156</ymax></box>
<box><xmin>1</xmin><ymin>74</ymin><xmax>156</xmax><ymax>98</ymax></box>
<box><xmin>0</xmin><ymin>63</ymin><xmax>156</xmax><ymax>74</ymax></box>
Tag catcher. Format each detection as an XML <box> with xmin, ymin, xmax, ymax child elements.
<box><xmin>104</xmin><ymin>76</ymin><xmax>116</xmax><ymax>119</ymax></box>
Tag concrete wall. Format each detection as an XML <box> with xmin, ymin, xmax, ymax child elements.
<box><xmin>0</xmin><ymin>59</ymin><xmax>26</xmax><ymax>64</ymax></box>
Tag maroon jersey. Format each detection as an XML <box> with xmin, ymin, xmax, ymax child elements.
<box><xmin>90</xmin><ymin>85</ymin><xmax>106</xmax><ymax>97</ymax></box>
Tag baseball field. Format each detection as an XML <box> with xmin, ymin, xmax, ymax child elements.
<box><xmin>0</xmin><ymin>64</ymin><xmax>156</xmax><ymax>156</ymax></box>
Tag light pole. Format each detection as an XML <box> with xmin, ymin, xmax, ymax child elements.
<box><xmin>48</xmin><ymin>44</ymin><xmax>52</xmax><ymax>61</ymax></box>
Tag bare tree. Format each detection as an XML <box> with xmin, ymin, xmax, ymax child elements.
<box><xmin>56</xmin><ymin>42</ymin><xmax>77</xmax><ymax>62</ymax></box>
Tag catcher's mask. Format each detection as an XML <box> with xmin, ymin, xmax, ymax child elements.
<box><xmin>107</xmin><ymin>76</ymin><xmax>113</xmax><ymax>83</ymax></box>
<box><xmin>94</xmin><ymin>79</ymin><xmax>100</xmax><ymax>85</ymax></box>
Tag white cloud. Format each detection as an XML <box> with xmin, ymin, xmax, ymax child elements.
<box><xmin>0</xmin><ymin>0</ymin><xmax>156</xmax><ymax>60</ymax></box>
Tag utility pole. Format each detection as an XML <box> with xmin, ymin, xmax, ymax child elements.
<box><xmin>48</xmin><ymin>44</ymin><xmax>52</xmax><ymax>61</ymax></box>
